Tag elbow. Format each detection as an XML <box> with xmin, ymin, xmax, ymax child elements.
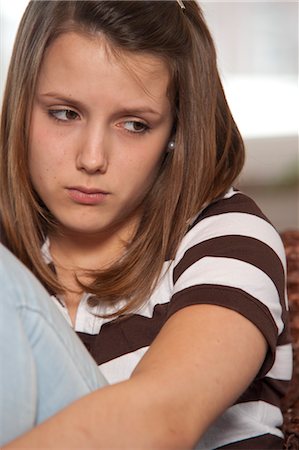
<box><xmin>140</xmin><ymin>406</ymin><xmax>202</xmax><ymax>449</ymax></box>
<box><xmin>158</xmin><ymin>424</ymin><xmax>199</xmax><ymax>449</ymax></box>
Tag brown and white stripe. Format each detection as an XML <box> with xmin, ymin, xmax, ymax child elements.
<box><xmin>46</xmin><ymin>187</ymin><xmax>292</xmax><ymax>449</ymax></box>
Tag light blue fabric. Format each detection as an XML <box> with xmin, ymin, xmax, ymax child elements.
<box><xmin>0</xmin><ymin>243</ymin><xmax>107</xmax><ymax>445</ymax></box>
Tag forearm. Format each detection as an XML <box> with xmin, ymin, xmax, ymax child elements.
<box><xmin>3</xmin><ymin>377</ymin><xmax>195</xmax><ymax>449</ymax></box>
<box><xmin>3</xmin><ymin>305</ymin><xmax>267</xmax><ymax>449</ymax></box>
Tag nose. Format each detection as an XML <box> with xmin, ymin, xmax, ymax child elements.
<box><xmin>76</xmin><ymin>125</ymin><xmax>108</xmax><ymax>174</ymax></box>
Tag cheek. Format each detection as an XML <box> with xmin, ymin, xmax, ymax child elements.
<box><xmin>28</xmin><ymin>128</ymin><xmax>68</xmax><ymax>183</ymax></box>
<box><xmin>29</xmin><ymin>116</ymin><xmax>49</xmax><ymax>179</ymax></box>
<box><xmin>140</xmin><ymin>145</ymin><xmax>166</xmax><ymax>177</ymax></box>
<box><xmin>126</xmin><ymin>135</ymin><xmax>167</xmax><ymax>174</ymax></box>
<box><xmin>28</xmin><ymin>139</ymin><xmax>62</xmax><ymax>194</ymax></box>
<box><xmin>122</xmin><ymin>151</ymin><xmax>165</xmax><ymax>196</ymax></box>
<box><xmin>28</xmin><ymin>141</ymin><xmax>49</xmax><ymax>181</ymax></box>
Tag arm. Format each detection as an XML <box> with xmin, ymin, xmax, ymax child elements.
<box><xmin>4</xmin><ymin>303</ymin><xmax>267</xmax><ymax>449</ymax></box>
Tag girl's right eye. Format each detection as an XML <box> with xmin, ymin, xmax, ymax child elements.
<box><xmin>48</xmin><ymin>109</ymin><xmax>79</xmax><ymax>122</ymax></box>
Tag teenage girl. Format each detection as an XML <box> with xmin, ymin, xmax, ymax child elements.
<box><xmin>0</xmin><ymin>1</ymin><xmax>292</xmax><ymax>448</ymax></box>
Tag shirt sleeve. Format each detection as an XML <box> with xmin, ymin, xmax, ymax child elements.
<box><xmin>167</xmin><ymin>193</ymin><xmax>289</xmax><ymax>376</ymax></box>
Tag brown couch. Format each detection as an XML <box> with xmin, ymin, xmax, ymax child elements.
<box><xmin>281</xmin><ymin>230</ymin><xmax>299</xmax><ymax>449</ymax></box>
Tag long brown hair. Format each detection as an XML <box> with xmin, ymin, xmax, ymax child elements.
<box><xmin>0</xmin><ymin>1</ymin><xmax>245</xmax><ymax>316</ymax></box>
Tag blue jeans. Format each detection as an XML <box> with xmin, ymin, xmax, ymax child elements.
<box><xmin>0</xmin><ymin>243</ymin><xmax>107</xmax><ymax>445</ymax></box>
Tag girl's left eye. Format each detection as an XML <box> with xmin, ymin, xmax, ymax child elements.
<box><xmin>123</xmin><ymin>121</ymin><xmax>149</xmax><ymax>134</ymax></box>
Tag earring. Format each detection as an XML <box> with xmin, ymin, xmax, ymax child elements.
<box><xmin>167</xmin><ymin>140</ymin><xmax>175</xmax><ymax>151</ymax></box>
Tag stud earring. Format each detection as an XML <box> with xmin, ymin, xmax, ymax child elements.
<box><xmin>167</xmin><ymin>140</ymin><xmax>175</xmax><ymax>151</ymax></box>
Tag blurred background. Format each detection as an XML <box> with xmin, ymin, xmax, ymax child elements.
<box><xmin>0</xmin><ymin>0</ymin><xmax>298</xmax><ymax>231</ymax></box>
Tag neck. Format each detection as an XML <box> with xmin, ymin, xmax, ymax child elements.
<box><xmin>48</xmin><ymin>227</ymin><xmax>132</xmax><ymax>313</ymax></box>
<box><xmin>48</xmin><ymin>222</ymin><xmax>137</xmax><ymax>273</ymax></box>
<box><xmin>48</xmin><ymin>215</ymin><xmax>139</xmax><ymax>314</ymax></box>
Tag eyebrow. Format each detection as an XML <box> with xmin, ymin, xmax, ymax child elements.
<box><xmin>38</xmin><ymin>92</ymin><xmax>163</xmax><ymax>117</ymax></box>
<box><xmin>117</xmin><ymin>107</ymin><xmax>162</xmax><ymax>118</ymax></box>
<box><xmin>38</xmin><ymin>93</ymin><xmax>87</xmax><ymax>111</ymax></box>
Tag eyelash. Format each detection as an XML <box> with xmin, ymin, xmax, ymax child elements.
<box><xmin>47</xmin><ymin>109</ymin><xmax>150</xmax><ymax>135</ymax></box>
<box><xmin>48</xmin><ymin>109</ymin><xmax>79</xmax><ymax>122</ymax></box>
<box><xmin>121</xmin><ymin>120</ymin><xmax>150</xmax><ymax>135</ymax></box>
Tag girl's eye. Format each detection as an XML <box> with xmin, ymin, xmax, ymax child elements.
<box><xmin>123</xmin><ymin>120</ymin><xmax>149</xmax><ymax>134</ymax></box>
<box><xmin>48</xmin><ymin>109</ymin><xmax>79</xmax><ymax>122</ymax></box>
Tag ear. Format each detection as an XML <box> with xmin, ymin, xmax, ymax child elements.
<box><xmin>167</xmin><ymin>140</ymin><xmax>175</xmax><ymax>151</ymax></box>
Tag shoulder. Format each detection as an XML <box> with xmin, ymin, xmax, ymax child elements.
<box><xmin>172</xmin><ymin>188</ymin><xmax>286</xmax><ymax>305</ymax></box>
<box><xmin>169</xmin><ymin>188</ymin><xmax>289</xmax><ymax>374</ymax></box>
<box><xmin>174</xmin><ymin>187</ymin><xmax>286</xmax><ymax>271</ymax></box>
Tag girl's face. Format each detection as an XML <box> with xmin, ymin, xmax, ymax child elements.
<box><xmin>29</xmin><ymin>32</ymin><xmax>173</xmax><ymax>241</ymax></box>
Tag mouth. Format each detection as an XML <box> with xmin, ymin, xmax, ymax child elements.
<box><xmin>67</xmin><ymin>186</ymin><xmax>109</xmax><ymax>205</ymax></box>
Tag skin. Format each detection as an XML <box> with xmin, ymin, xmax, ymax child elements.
<box><xmin>4</xmin><ymin>32</ymin><xmax>267</xmax><ymax>448</ymax></box>
<box><xmin>28</xmin><ymin>32</ymin><xmax>173</xmax><ymax>321</ymax></box>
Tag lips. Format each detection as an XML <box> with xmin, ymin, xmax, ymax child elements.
<box><xmin>67</xmin><ymin>186</ymin><xmax>109</xmax><ymax>205</ymax></box>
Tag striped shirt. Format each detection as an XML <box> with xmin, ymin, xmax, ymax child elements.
<box><xmin>44</xmin><ymin>188</ymin><xmax>292</xmax><ymax>449</ymax></box>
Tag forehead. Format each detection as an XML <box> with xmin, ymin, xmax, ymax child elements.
<box><xmin>36</xmin><ymin>32</ymin><xmax>171</xmax><ymax>108</ymax></box>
